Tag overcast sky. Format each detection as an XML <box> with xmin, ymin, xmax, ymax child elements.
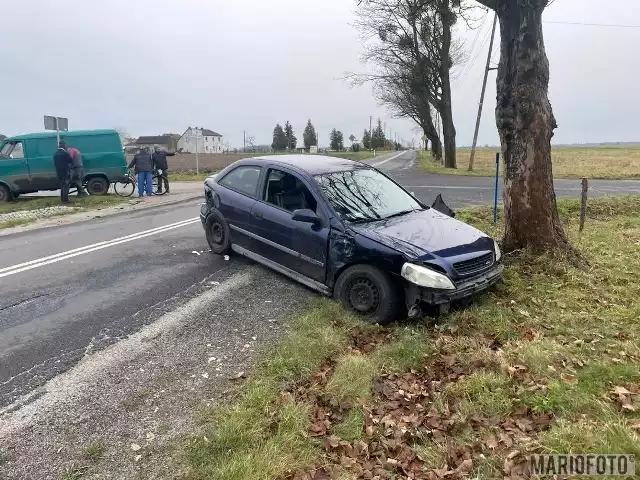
<box><xmin>1</xmin><ymin>0</ymin><xmax>638</xmax><ymax>148</ymax></box>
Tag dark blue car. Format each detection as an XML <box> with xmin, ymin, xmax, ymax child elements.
<box><xmin>200</xmin><ymin>155</ymin><xmax>503</xmax><ymax>324</ymax></box>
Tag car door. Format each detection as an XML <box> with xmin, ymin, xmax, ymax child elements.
<box><xmin>25</xmin><ymin>137</ymin><xmax>60</xmax><ymax>190</ymax></box>
<box><xmin>215</xmin><ymin>165</ymin><xmax>262</xmax><ymax>250</ymax></box>
<box><xmin>249</xmin><ymin>167</ymin><xmax>329</xmax><ymax>283</ymax></box>
<box><xmin>0</xmin><ymin>141</ymin><xmax>32</xmax><ymax>192</ymax></box>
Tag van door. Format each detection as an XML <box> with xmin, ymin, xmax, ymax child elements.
<box><xmin>0</xmin><ymin>141</ymin><xmax>31</xmax><ymax>192</ymax></box>
<box><xmin>26</xmin><ymin>137</ymin><xmax>59</xmax><ymax>190</ymax></box>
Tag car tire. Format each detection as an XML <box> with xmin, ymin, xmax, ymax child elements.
<box><xmin>205</xmin><ymin>211</ymin><xmax>231</xmax><ymax>255</ymax></box>
<box><xmin>86</xmin><ymin>177</ymin><xmax>109</xmax><ymax>196</ymax></box>
<box><xmin>0</xmin><ymin>185</ymin><xmax>11</xmax><ymax>203</ymax></box>
<box><xmin>334</xmin><ymin>264</ymin><xmax>401</xmax><ymax>325</ymax></box>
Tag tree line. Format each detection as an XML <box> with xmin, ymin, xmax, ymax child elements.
<box><xmin>272</xmin><ymin>117</ymin><xmax>405</xmax><ymax>153</ymax></box>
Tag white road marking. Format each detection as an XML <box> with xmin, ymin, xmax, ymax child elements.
<box><xmin>0</xmin><ymin>217</ymin><xmax>200</xmax><ymax>278</ymax></box>
<box><xmin>371</xmin><ymin>151</ymin><xmax>407</xmax><ymax>167</ymax></box>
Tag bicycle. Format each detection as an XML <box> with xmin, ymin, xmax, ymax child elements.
<box><xmin>113</xmin><ymin>169</ymin><xmax>167</xmax><ymax>197</ymax></box>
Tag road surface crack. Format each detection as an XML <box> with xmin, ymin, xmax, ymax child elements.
<box><xmin>0</xmin><ymin>293</ymin><xmax>50</xmax><ymax>312</ymax></box>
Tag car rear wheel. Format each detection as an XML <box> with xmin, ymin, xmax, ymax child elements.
<box><xmin>334</xmin><ymin>264</ymin><xmax>401</xmax><ymax>325</ymax></box>
<box><xmin>86</xmin><ymin>177</ymin><xmax>109</xmax><ymax>196</ymax></box>
<box><xmin>205</xmin><ymin>211</ymin><xmax>231</xmax><ymax>255</ymax></box>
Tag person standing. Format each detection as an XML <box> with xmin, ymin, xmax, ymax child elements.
<box><xmin>151</xmin><ymin>146</ymin><xmax>176</xmax><ymax>194</ymax></box>
<box><xmin>128</xmin><ymin>147</ymin><xmax>154</xmax><ymax>198</ymax></box>
<box><xmin>53</xmin><ymin>141</ymin><xmax>73</xmax><ymax>204</ymax></box>
<box><xmin>67</xmin><ymin>145</ymin><xmax>87</xmax><ymax>196</ymax></box>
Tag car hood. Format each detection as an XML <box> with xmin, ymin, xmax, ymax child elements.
<box><xmin>349</xmin><ymin>208</ymin><xmax>494</xmax><ymax>262</ymax></box>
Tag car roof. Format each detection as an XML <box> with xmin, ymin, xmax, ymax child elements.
<box><xmin>5</xmin><ymin>129</ymin><xmax>118</xmax><ymax>142</ymax></box>
<box><xmin>237</xmin><ymin>154</ymin><xmax>370</xmax><ymax>175</ymax></box>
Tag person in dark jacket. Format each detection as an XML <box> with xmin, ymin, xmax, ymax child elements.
<box><xmin>53</xmin><ymin>141</ymin><xmax>73</xmax><ymax>204</ymax></box>
<box><xmin>128</xmin><ymin>147</ymin><xmax>154</xmax><ymax>197</ymax></box>
<box><xmin>67</xmin><ymin>145</ymin><xmax>87</xmax><ymax>196</ymax></box>
<box><xmin>152</xmin><ymin>146</ymin><xmax>176</xmax><ymax>194</ymax></box>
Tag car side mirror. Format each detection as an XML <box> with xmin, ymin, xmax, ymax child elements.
<box><xmin>291</xmin><ymin>208</ymin><xmax>319</xmax><ymax>224</ymax></box>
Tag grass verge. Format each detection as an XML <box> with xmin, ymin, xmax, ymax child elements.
<box><xmin>0</xmin><ymin>194</ymin><xmax>128</xmax><ymax>230</ymax></box>
<box><xmin>183</xmin><ymin>195</ymin><xmax>640</xmax><ymax>479</ymax></box>
<box><xmin>420</xmin><ymin>147</ymin><xmax>640</xmax><ymax>179</ymax></box>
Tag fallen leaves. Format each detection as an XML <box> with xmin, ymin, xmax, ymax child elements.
<box><xmin>611</xmin><ymin>384</ymin><xmax>639</xmax><ymax>412</ymax></box>
<box><xmin>288</xmin><ymin>351</ymin><xmax>554</xmax><ymax>480</ymax></box>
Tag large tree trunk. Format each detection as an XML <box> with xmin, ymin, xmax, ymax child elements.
<box><xmin>440</xmin><ymin>1</ymin><xmax>457</xmax><ymax>169</ymax></box>
<box><xmin>430</xmin><ymin>134</ymin><xmax>443</xmax><ymax>160</ymax></box>
<box><xmin>494</xmin><ymin>1</ymin><xmax>573</xmax><ymax>253</ymax></box>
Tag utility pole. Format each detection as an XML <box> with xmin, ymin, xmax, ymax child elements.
<box><xmin>469</xmin><ymin>13</ymin><xmax>498</xmax><ymax>171</ymax></box>
<box><xmin>188</xmin><ymin>128</ymin><xmax>202</xmax><ymax>174</ymax></box>
<box><xmin>243</xmin><ymin>130</ymin><xmax>246</xmax><ymax>153</ymax></box>
<box><xmin>369</xmin><ymin>115</ymin><xmax>373</xmax><ymax>151</ymax></box>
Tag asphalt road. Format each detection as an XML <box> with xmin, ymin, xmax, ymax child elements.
<box><xmin>368</xmin><ymin>150</ymin><xmax>640</xmax><ymax>208</ymax></box>
<box><xmin>1</xmin><ymin>150</ymin><xmax>639</xmax><ymax>410</ymax></box>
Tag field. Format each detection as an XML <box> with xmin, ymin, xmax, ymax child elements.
<box><xmin>420</xmin><ymin>147</ymin><xmax>640</xmax><ymax>179</ymax></box>
<box><xmin>183</xmin><ymin>195</ymin><xmax>640</xmax><ymax>480</ymax></box>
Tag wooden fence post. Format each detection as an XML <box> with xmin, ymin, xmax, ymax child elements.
<box><xmin>579</xmin><ymin>178</ymin><xmax>589</xmax><ymax>232</ymax></box>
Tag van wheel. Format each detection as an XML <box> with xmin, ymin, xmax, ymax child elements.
<box><xmin>334</xmin><ymin>265</ymin><xmax>401</xmax><ymax>325</ymax></box>
<box><xmin>0</xmin><ymin>185</ymin><xmax>11</xmax><ymax>202</ymax></box>
<box><xmin>205</xmin><ymin>211</ymin><xmax>231</xmax><ymax>255</ymax></box>
<box><xmin>86</xmin><ymin>177</ymin><xmax>109</xmax><ymax>196</ymax></box>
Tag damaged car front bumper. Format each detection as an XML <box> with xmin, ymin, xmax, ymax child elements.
<box><xmin>405</xmin><ymin>263</ymin><xmax>504</xmax><ymax>311</ymax></box>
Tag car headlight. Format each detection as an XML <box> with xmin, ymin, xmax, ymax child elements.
<box><xmin>401</xmin><ymin>263</ymin><xmax>455</xmax><ymax>290</ymax></box>
<box><xmin>494</xmin><ymin>241</ymin><xmax>502</xmax><ymax>262</ymax></box>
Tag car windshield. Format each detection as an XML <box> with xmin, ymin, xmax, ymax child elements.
<box><xmin>314</xmin><ymin>168</ymin><xmax>423</xmax><ymax>222</ymax></box>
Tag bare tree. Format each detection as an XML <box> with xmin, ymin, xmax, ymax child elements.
<box><xmin>474</xmin><ymin>0</ymin><xmax>577</xmax><ymax>256</ymax></box>
<box><xmin>352</xmin><ymin>0</ymin><xmax>469</xmax><ymax>168</ymax></box>
<box><xmin>245</xmin><ymin>135</ymin><xmax>256</xmax><ymax>153</ymax></box>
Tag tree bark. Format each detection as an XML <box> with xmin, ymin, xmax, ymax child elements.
<box><xmin>494</xmin><ymin>1</ymin><xmax>573</xmax><ymax>253</ymax></box>
<box><xmin>439</xmin><ymin>1</ymin><xmax>457</xmax><ymax>169</ymax></box>
<box><xmin>430</xmin><ymin>134</ymin><xmax>443</xmax><ymax>160</ymax></box>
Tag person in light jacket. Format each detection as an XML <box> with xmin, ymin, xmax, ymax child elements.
<box><xmin>128</xmin><ymin>147</ymin><xmax>154</xmax><ymax>197</ymax></box>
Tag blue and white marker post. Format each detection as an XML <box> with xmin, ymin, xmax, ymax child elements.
<box><xmin>493</xmin><ymin>152</ymin><xmax>500</xmax><ymax>224</ymax></box>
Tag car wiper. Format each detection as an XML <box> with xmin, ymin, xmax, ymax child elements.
<box><xmin>383</xmin><ymin>209</ymin><xmax>417</xmax><ymax>220</ymax></box>
<box><xmin>348</xmin><ymin>216</ymin><xmax>381</xmax><ymax>224</ymax></box>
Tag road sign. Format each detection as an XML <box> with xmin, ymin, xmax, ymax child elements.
<box><xmin>44</xmin><ymin>115</ymin><xmax>68</xmax><ymax>144</ymax></box>
<box><xmin>44</xmin><ymin>115</ymin><xmax>68</xmax><ymax>132</ymax></box>
<box><xmin>421</xmin><ymin>134</ymin><xmax>427</xmax><ymax>142</ymax></box>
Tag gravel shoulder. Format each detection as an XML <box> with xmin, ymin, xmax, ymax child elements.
<box><xmin>0</xmin><ymin>265</ymin><xmax>313</xmax><ymax>480</ymax></box>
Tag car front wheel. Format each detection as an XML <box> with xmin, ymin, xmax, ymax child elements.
<box><xmin>334</xmin><ymin>264</ymin><xmax>401</xmax><ymax>325</ymax></box>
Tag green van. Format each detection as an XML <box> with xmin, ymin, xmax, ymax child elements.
<box><xmin>0</xmin><ymin>129</ymin><xmax>128</xmax><ymax>202</ymax></box>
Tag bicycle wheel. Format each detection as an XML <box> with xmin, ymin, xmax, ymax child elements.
<box><xmin>153</xmin><ymin>175</ymin><xmax>167</xmax><ymax>196</ymax></box>
<box><xmin>114</xmin><ymin>179</ymin><xmax>135</xmax><ymax>197</ymax></box>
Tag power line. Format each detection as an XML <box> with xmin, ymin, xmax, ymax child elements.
<box><xmin>544</xmin><ymin>20</ymin><xmax>640</xmax><ymax>28</ymax></box>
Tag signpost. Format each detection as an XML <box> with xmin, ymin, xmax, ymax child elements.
<box><xmin>421</xmin><ymin>134</ymin><xmax>427</xmax><ymax>150</ymax></box>
<box><xmin>44</xmin><ymin>115</ymin><xmax>68</xmax><ymax>144</ymax></box>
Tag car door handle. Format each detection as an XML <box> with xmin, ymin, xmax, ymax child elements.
<box><xmin>253</xmin><ymin>211</ymin><xmax>263</xmax><ymax>219</ymax></box>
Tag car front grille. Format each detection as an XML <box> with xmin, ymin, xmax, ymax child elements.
<box><xmin>453</xmin><ymin>252</ymin><xmax>494</xmax><ymax>276</ymax></box>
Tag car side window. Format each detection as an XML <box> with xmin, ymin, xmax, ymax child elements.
<box><xmin>263</xmin><ymin>168</ymin><xmax>318</xmax><ymax>213</ymax></box>
<box><xmin>218</xmin><ymin>166</ymin><xmax>261</xmax><ymax>197</ymax></box>
<box><xmin>0</xmin><ymin>142</ymin><xmax>24</xmax><ymax>159</ymax></box>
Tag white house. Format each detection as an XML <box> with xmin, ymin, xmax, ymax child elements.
<box><xmin>177</xmin><ymin>127</ymin><xmax>223</xmax><ymax>154</ymax></box>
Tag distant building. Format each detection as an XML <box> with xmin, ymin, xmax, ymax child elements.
<box><xmin>177</xmin><ymin>127</ymin><xmax>223</xmax><ymax>154</ymax></box>
<box><xmin>127</xmin><ymin>135</ymin><xmax>178</xmax><ymax>154</ymax></box>
<box><xmin>0</xmin><ymin>134</ymin><xmax>6</xmax><ymax>143</ymax></box>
